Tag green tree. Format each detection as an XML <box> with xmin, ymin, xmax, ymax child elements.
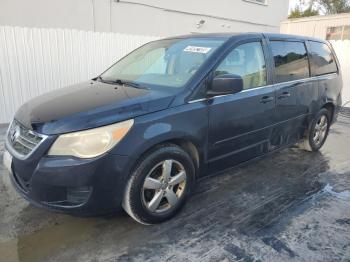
<box><xmin>289</xmin><ymin>5</ymin><xmax>319</xmax><ymax>18</ymax></box>
<box><xmin>303</xmin><ymin>6</ymin><xmax>321</xmax><ymax>16</ymax></box>
<box><xmin>312</xmin><ymin>0</ymin><xmax>350</xmax><ymax>14</ymax></box>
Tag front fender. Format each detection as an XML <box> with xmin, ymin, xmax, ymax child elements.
<box><xmin>109</xmin><ymin>103</ymin><xmax>209</xmax><ymax>174</ymax></box>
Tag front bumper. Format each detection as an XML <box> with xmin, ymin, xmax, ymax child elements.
<box><xmin>5</xmin><ymin>148</ymin><xmax>132</xmax><ymax>216</ymax></box>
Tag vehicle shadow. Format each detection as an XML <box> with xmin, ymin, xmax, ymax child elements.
<box><xmin>7</xmin><ymin>147</ymin><xmax>330</xmax><ymax>261</ymax></box>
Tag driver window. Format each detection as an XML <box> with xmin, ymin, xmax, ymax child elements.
<box><xmin>215</xmin><ymin>42</ymin><xmax>267</xmax><ymax>90</ymax></box>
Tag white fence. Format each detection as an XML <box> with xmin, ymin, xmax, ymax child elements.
<box><xmin>331</xmin><ymin>40</ymin><xmax>350</xmax><ymax>107</ymax></box>
<box><xmin>0</xmin><ymin>26</ymin><xmax>158</xmax><ymax>123</ymax></box>
<box><xmin>0</xmin><ymin>27</ymin><xmax>349</xmax><ymax>124</ymax></box>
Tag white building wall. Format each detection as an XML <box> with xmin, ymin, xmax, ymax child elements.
<box><xmin>0</xmin><ymin>0</ymin><xmax>289</xmax><ymax>36</ymax></box>
<box><xmin>0</xmin><ymin>0</ymin><xmax>95</xmax><ymax>32</ymax></box>
<box><xmin>115</xmin><ymin>0</ymin><xmax>287</xmax><ymax>27</ymax></box>
<box><xmin>331</xmin><ymin>40</ymin><xmax>350</xmax><ymax>107</ymax></box>
<box><xmin>110</xmin><ymin>1</ymin><xmax>279</xmax><ymax>36</ymax></box>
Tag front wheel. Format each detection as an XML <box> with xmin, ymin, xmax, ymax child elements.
<box><xmin>299</xmin><ymin>108</ymin><xmax>330</xmax><ymax>152</ymax></box>
<box><xmin>122</xmin><ymin>144</ymin><xmax>195</xmax><ymax>225</ymax></box>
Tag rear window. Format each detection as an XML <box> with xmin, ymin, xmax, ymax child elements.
<box><xmin>270</xmin><ymin>41</ymin><xmax>309</xmax><ymax>83</ymax></box>
<box><xmin>308</xmin><ymin>41</ymin><xmax>338</xmax><ymax>76</ymax></box>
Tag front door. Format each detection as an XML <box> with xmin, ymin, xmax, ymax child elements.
<box><xmin>208</xmin><ymin>40</ymin><xmax>276</xmax><ymax>171</ymax></box>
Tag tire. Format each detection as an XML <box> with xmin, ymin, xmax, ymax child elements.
<box><xmin>299</xmin><ymin>108</ymin><xmax>331</xmax><ymax>152</ymax></box>
<box><xmin>122</xmin><ymin>144</ymin><xmax>195</xmax><ymax>225</ymax></box>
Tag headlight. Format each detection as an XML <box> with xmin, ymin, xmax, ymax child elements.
<box><xmin>48</xmin><ymin>119</ymin><xmax>134</xmax><ymax>158</ymax></box>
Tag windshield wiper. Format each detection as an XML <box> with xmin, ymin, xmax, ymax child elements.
<box><xmin>95</xmin><ymin>76</ymin><xmax>146</xmax><ymax>89</ymax></box>
<box><xmin>112</xmin><ymin>79</ymin><xmax>146</xmax><ymax>89</ymax></box>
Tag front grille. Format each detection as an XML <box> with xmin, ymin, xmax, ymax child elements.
<box><xmin>6</xmin><ymin>120</ymin><xmax>46</xmax><ymax>158</ymax></box>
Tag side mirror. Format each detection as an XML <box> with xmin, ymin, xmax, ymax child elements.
<box><xmin>207</xmin><ymin>74</ymin><xmax>243</xmax><ymax>97</ymax></box>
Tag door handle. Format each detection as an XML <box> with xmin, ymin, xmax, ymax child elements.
<box><xmin>260</xmin><ymin>96</ymin><xmax>274</xmax><ymax>104</ymax></box>
<box><xmin>278</xmin><ymin>92</ymin><xmax>291</xmax><ymax>99</ymax></box>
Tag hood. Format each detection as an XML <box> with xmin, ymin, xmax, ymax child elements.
<box><xmin>15</xmin><ymin>81</ymin><xmax>175</xmax><ymax>135</ymax></box>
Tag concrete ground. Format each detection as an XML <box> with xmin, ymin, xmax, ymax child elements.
<box><xmin>0</xmin><ymin>117</ymin><xmax>350</xmax><ymax>262</ymax></box>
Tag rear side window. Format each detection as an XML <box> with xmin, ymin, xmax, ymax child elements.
<box><xmin>270</xmin><ymin>41</ymin><xmax>309</xmax><ymax>83</ymax></box>
<box><xmin>308</xmin><ymin>41</ymin><xmax>338</xmax><ymax>76</ymax></box>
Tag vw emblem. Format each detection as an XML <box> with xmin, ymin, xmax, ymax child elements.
<box><xmin>10</xmin><ymin>125</ymin><xmax>20</xmax><ymax>143</ymax></box>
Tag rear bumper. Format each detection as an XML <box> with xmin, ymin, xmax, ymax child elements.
<box><xmin>7</xmin><ymin>150</ymin><xmax>132</xmax><ymax>216</ymax></box>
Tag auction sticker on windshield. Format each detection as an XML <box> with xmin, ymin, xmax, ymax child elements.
<box><xmin>183</xmin><ymin>46</ymin><xmax>212</xmax><ymax>54</ymax></box>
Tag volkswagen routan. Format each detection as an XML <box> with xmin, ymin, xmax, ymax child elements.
<box><xmin>3</xmin><ymin>33</ymin><xmax>342</xmax><ymax>224</ymax></box>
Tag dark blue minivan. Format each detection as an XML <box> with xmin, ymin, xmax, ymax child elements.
<box><xmin>3</xmin><ymin>33</ymin><xmax>342</xmax><ymax>224</ymax></box>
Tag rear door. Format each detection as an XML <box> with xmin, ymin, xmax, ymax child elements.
<box><xmin>307</xmin><ymin>40</ymin><xmax>341</xmax><ymax>113</ymax></box>
<box><xmin>208</xmin><ymin>39</ymin><xmax>276</xmax><ymax>171</ymax></box>
<box><xmin>267</xmin><ymin>39</ymin><xmax>316</xmax><ymax>148</ymax></box>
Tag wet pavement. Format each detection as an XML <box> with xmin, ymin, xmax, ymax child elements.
<box><xmin>0</xmin><ymin>117</ymin><xmax>350</xmax><ymax>262</ymax></box>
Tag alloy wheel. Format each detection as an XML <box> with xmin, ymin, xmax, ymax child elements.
<box><xmin>313</xmin><ymin>115</ymin><xmax>328</xmax><ymax>146</ymax></box>
<box><xmin>142</xmin><ymin>159</ymin><xmax>187</xmax><ymax>213</ymax></box>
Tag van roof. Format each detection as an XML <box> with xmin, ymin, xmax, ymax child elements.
<box><xmin>164</xmin><ymin>32</ymin><xmax>327</xmax><ymax>44</ymax></box>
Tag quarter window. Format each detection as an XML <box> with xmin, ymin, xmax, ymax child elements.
<box><xmin>308</xmin><ymin>41</ymin><xmax>338</xmax><ymax>76</ymax></box>
<box><xmin>270</xmin><ymin>41</ymin><xmax>309</xmax><ymax>83</ymax></box>
<box><xmin>215</xmin><ymin>42</ymin><xmax>267</xmax><ymax>90</ymax></box>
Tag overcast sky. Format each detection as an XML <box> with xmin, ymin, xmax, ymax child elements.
<box><xmin>289</xmin><ymin>0</ymin><xmax>299</xmax><ymax>11</ymax></box>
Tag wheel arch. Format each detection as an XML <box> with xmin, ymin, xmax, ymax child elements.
<box><xmin>165</xmin><ymin>138</ymin><xmax>201</xmax><ymax>171</ymax></box>
<box><xmin>131</xmin><ymin>136</ymin><xmax>204</xmax><ymax>180</ymax></box>
<box><xmin>322</xmin><ymin>102</ymin><xmax>335</xmax><ymax>123</ymax></box>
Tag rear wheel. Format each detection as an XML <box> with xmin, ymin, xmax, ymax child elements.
<box><xmin>122</xmin><ymin>144</ymin><xmax>195</xmax><ymax>225</ymax></box>
<box><xmin>299</xmin><ymin>108</ymin><xmax>330</xmax><ymax>152</ymax></box>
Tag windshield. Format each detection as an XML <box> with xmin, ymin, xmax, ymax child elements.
<box><xmin>100</xmin><ymin>38</ymin><xmax>225</xmax><ymax>89</ymax></box>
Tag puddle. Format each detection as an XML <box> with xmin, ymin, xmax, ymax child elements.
<box><xmin>0</xmin><ymin>218</ymin><xmax>100</xmax><ymax>262</ymax></box>
<box><xmin>0</xmin><ymin>239</ymin><xmax>19</xmax><ymax>262</ymax></box>
<box><xmin>323</xmin><ymin>184</ymin><xmax>350</xmax><ymax>200</ymax></box>
<box><xmin>0</xmin><ymin>209</ymin><xmax>145</xmax><ymax>262</ymax></box>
